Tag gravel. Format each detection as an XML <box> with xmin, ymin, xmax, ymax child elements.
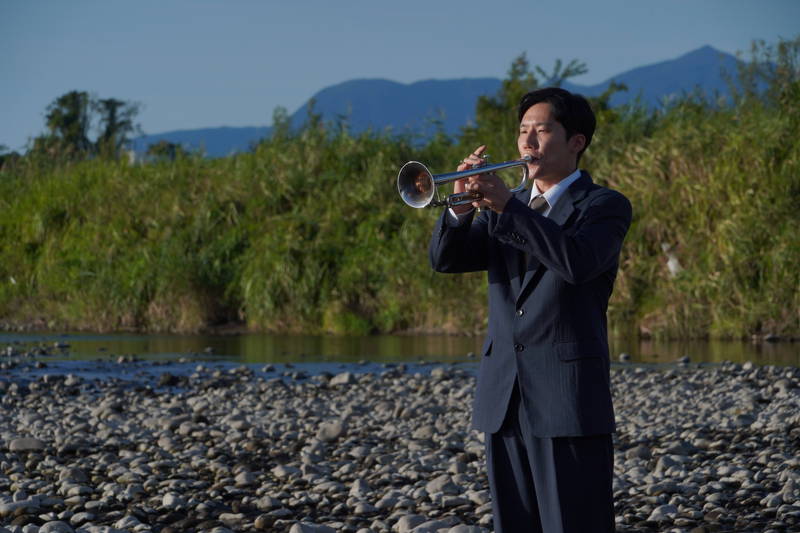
<box><xmin>2</xmin><ymin>346</ymin><xmax>800</xmax><ymax>532</ymax></box>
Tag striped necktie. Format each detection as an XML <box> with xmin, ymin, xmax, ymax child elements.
<box><xmin>530</xmin><ymin>194</ymin><xmax>549</xmax><ymax>215</ymax></box>
<box><xmin>519</xmin><ymin>195</ymin><xmax>550</xmax><ymax>279</ymax></box>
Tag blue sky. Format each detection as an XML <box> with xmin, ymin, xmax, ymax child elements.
<box><xmin>2</xmin><ymin>0</ymin><xmax>799</xmax><ymax>152</ymax></box>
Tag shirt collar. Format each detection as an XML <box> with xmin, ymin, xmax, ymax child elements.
<box><xmin>529</xmin><ymin>168</ymin><xmax>582</xmax><ymax>215</ymax></box>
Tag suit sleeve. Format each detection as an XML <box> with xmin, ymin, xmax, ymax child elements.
<box><xmin>429</xmin><ymin>208</ymin><xmax>491</xmax><ymax>274</ymax></box>
<box><xmin>492</xmin><ymin>190</ymin><xmax>632</xmax><ymax>284</ymax></box>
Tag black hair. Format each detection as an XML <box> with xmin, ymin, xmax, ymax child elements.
<box><xmin>518</xmin><ymin>87</ymin><xmax>596</xmax><ymax>162</ymax></box>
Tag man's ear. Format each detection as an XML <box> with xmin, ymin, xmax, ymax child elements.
<box><xmin>569</xmin><ymin>134</ymin><xmax>586</xmax><ymax>154</ymax></box>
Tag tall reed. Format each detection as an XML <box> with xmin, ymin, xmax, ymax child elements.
<box><xmin>1</xmin><ymin>39</ymin><xmax>797</xmax><ymax>338</ymax></box>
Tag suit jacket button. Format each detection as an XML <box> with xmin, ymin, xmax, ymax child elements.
<box><xmin>514</xmin><ymin>343</ymin><xmax>524</xmax><ymax>352</ymax></box>
<box><xmin>516</xmin><ymin>308</ymin><xmax>524</xmax><ymax>317</ymax></box>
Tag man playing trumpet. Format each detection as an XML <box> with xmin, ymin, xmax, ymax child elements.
<box><xmin>429</xmin><ymin>87</ymin><xmax>632</xmax><ymax>533</ymax></box>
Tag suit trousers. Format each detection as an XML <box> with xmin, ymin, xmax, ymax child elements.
<box><xmin>485</xmin><ymin>383</ymin><xmax>615</xmax><ymax>533</ymax></box>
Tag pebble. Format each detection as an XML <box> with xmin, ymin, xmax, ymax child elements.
<box><xmin>8</xmin><ymin>437</ymin><xmax>46</xmax><ymax>452</ymax></box>
<box><xmin>38</xmin><ymin>523</ymin><xmax>74</xmax><ymax>533</ymax></box>
<box><xmin>316</xmin><ymin>419</ymin><xmax>347</xmax><ymax>441</ymax></box>
<box><xmin>289</xmin><ymin>523</ymin><xmax>336</xmax><ymax>533</ymax></box>
<box><xmin>395</xmin><ymin>514</ymin><xmax>426</xmax><ymax>532</ymax></box>
<box><xmin>647</xmin><ymin>503</ymin><xmax>679</xmax><ymax>522</ymax></box>
<box><xmin>1</xmin><ymin>353</ymin><xmax>799</xmax><ymax>532</ymax></box>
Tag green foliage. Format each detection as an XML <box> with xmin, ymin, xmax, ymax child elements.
<box><xmin>0</xmin><ymin>146</ymin><xmax>21</xmax><ymax>171</ymax></box>
<box><xmin>30</xmin><ymin>90</ymin><xmax>140</xmax><ymax>160</ymax></box>
<box><xmin>146</xmin><ymin>140</ymin><xmax>189</xmax><ymax>161</ymax></box>
<box><xmin>33</xmin><ymin>90</ymin><xmax>93</xmax><ymax>158</ymax></box>
<box><xmin>460</xmin><ymin>54</ymin><xmax>588</xmax><ymax>163</ymax></box>
<box><xmin>1</xmin><ymin>38</ymin><xmax>797</xmax><ymax>339</ymax></box>
<box><xmin>94</xmin><ymin>97</ymin><xmax>141</xmax><ymax>158</ymax></box>
<box><xmin>460</xmin><ymin>54</ymin><xmax>538</xmax><ymax>161</ymax></box>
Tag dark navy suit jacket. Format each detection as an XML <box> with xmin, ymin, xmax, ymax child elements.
<box><xmin>429</xmin><ymin>172</ymin><xmax>632</xmax><ymax>437</ymax></box>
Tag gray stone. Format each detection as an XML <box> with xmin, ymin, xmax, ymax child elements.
<box><xmin>272</xmin><ymin>465</ymin><xmax>301</xmax><ymax>479</ymax></box>
<box><xmin>255</xmin><ymin>495</ymin><xmax>282</xmax><ymax>511</ymax></box>
<box><xmin>412</xmin><ymin>425</ymin><xmax>436</xmax><ymax>440</ymax></box>
<box><xmin>762</xmin><ymin>493</ymin><xmax>783</xmax><ymax>508</ymax></box>
<box><xmin>430</xmin><ymin>367</ymin><xmax>451</xmax><ymax>380</ymax></box>
<box><xmin>317</xmin><ymin>419</ymin><xmax>347</xmax><ymax>441</ymax></box>
<box><xmin>425</xmin><ymin>474</ymin><xmax>461</xmax><ymax>495</ymax></box>
<box><xmin>219</xmin><ymin>513</ymin><xmax>246</xmax><ymax>526</ymax></box>
<box><xmin>58</xmin><ymin>468</ymin><xmax>88</xmax><ymax>483</ymax></box>
<box><xmin>625</xmin><ymin>444</ymin><xmax>652</xmax><ymax>460</ymax></box>
<box><xmin>395</xmin><ymin>515</ymin><xmax>427</xmax><ymax>533</ymax></box>
<box><xmin>9</xmin><ymin>438</ymin><xmax>46</xmax><ymax>452</ymax></box>
<box><xmin>0</xmin><ymin>500</ymin><xmax>40</xmax><ymax>518</ymax></box>
<box><xmin>354</xmin><ymin>502</ymin><xmax>378</xmax><ymax>515</ymax></box>
<box><xmin>114</xmin><ymin>515</ymin><xmax>143</xmax><ymax>529</ymax></box>
<box><xmin>442</xmin><ymin>495</ymin><xmax>470</xmax><ymax>507</ymax></box>
<box><xmin>645</xmin><ymin>481</ymin><xmax>680</xmax><ymax>496</ymax></box>
<box><xmin>329</xmin><ymin>372</ymin><xmax>356</xmax><ymax>386</ymax></box>
<box><xmin>647</xmin><ymin>504</ymin><xmax>679</xmax><ymax>522</ymax></box>
<box><xmin>69</xmin><ymin>512</ymin><xmax>94</xmax><ymax>527</ymax></box>
<box><xmin>349</xmin><ymin>478</ymin><xmax>370</xmax><ymax>498</ymax></box>
<box><xmin>235</xmin><ymin>471</ymin><xmax>257</xmax><ymax>487</ymax></box>
<box><xmin>162</xmin><ymin>492</ymin><xmax>186</xmax><ymax>509</ymax></box>
<box><xmin>289</xmin><ymin>523</ymin><xmax>336</xmax><ymax>533</ymax></box>
<box><xmin>39</xmin><ymin>522</ymin><xmax>75</xmax><ymax>533</ymax></box>
<box><xmin>413</xmin><ymin>516</ymin><xmax>461</xmax><ymax>532</ymax></box>
<box><xmin>254</xmin><ymin>514</ymin><xmax>274</xmax><ymax>530</ymax></box>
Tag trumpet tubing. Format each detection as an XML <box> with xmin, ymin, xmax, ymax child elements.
<box><xmin>397</xmin><ymin>155</ymin><xmax>532</xmax><ymax>208</ymax></box>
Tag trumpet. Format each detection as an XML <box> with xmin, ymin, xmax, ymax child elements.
<box><xmin>397</xmin><ymin>155</ymin><xmax>532</xmax><ymax>208</ymax></box>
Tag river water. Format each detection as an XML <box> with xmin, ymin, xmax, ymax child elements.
<box><xmin>1</xmin><ymin>331</ymin><xmax>797</xmax><ymax>367</ymax></box>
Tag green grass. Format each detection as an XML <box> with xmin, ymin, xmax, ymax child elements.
<box><xmin>2</xmin><ymin>40</ymin><xmax>798</xmax><ymax>339</ymax></box>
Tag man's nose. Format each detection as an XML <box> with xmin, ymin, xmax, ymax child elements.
<box><xmin>522</xmin><ymin>132</ymin><xmax>538</xmax><ymax>149</ymax></box>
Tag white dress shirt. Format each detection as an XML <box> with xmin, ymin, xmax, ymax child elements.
<box><xmin>448</xmin><ymin>168</ymin><xmax>582</xmax><ymax>221</ymax></box>
<box><xmin>527</xmin><ymin>168</ymin><xmax>582</xmax><ymax>217</ymax></box>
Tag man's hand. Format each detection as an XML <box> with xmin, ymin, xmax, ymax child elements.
<box><xmin>456</xmin><ymin>145</ymin><xmax>513</xmax><ymax>213</ymax></box>
<box><xmin>451</xmin><ymin>145</ymin><xmax>487</xmax><ymax>215</ymax></box>
<box><xmin>466</xmin><ymin>171</ymin><xmax>513</xmax><ymax>213</ymax></box>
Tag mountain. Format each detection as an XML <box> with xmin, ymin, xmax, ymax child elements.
<box><xmin>562</xmin><ymin>45</ymin><xmax>740</xmax><ymax>106</ymax></box>
<box><xmin>288</xmin><ymin>77</ymin><xmax>500</xmax><ymax>137</ymax></box>
<box><xmin>133</xmin><ymin>46</ymin><xmax>741</xmax><ymax>158</ymax></box>
<box><xmin>131</xmin><ymin>126</ymin><xmax>269</xmax><ymax>159</ymax></box>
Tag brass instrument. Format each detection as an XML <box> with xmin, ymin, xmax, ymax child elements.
<box><xmin>397</xmin><ymin>155</ymin><xmax>532</xmax><ymax>208</ymax></box>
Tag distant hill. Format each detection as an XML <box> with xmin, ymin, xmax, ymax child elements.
<box><xmin>131</xmin><ymin>126</ymin><xmax>269</xmax><ymax>159</ymax></box>
<box><xmin>562</xmin><ymin>45</ymin><xmax>740</xmax><ymax>106</ymax></box>
<box><xmin>133</xmin><ymin>46</ymin><xmax>741</xmax><ymax>158</ymax></box>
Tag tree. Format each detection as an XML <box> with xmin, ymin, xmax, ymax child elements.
<box><xmin>734</xmin><ymin>36</ymin><xmax>800</xmax><ymax>108</ymax></box>
<box><xmin>146</xmin><ymin>140</ymin><xmax>188</xmax><ymax>161</ymax></box>
<box><xmin>461</xmin><ymin>54</ymin><xmax>588</xmax><ymax>161</ymax></box>
<box><xmin>94</xmin><ymin>98</ymin><xmax>141</xmax><ymax>158</ymax></box>
<box><xmin>33</xmin><ymin>90</ymin><xmax>93</xmax><ymax>158</ymax></box>
<box><xmin>0</xmin><ymin>144</ymin><xmax>21</xmax><ymax>171</ymax></box>
<box><xmin>30</xmin><ymin>91</ymin><xmax>141</xmax><ymax>160</ymax></box>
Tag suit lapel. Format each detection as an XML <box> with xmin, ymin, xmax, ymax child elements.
<box><xmin>516</xmin><ymin>172</ymin><xmax>593</xmax><ymax>302</ymax></box>
<box><xmin>504</xmin><ymin>188</ymin><xmax>530</xmax><ymax>294</ymax></box>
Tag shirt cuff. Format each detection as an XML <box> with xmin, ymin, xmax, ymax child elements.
<box><xmin>447</xmin><ymin>207</ymin><xmax>474</xmax><ymax>225</ymax></box>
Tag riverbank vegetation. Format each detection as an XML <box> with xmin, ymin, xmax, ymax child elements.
<box><xmin>1</xmin><ymin>38</ymin><xmax>798</xmax><ymax>339</ymax></box>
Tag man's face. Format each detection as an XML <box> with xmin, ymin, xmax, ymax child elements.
<box><xmin>517</xmin><ymin>102</ymin><xmax>585</xmax><ymax>184</ymax></box>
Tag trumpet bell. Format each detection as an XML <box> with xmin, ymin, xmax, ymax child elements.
<box><xmin>397</xmin><ymin>161</ymin><xmax>435</xmax><ymax>209</ymax></box>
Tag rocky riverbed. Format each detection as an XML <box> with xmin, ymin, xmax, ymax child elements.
<box><xmin>1</xmin><ymin>347</ymin><xmax>800</xmax><ymax>533</ymax></box>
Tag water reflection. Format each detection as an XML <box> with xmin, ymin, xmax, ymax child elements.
<box><xmin>0</xmin><ymin>332</ymin><xmax>797</xmax><ymax>367</ymax></box>
<box><xmin>613</xmin><ymin>337</ymin><xmax>798</xmax><ymax>366</ymax></box>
